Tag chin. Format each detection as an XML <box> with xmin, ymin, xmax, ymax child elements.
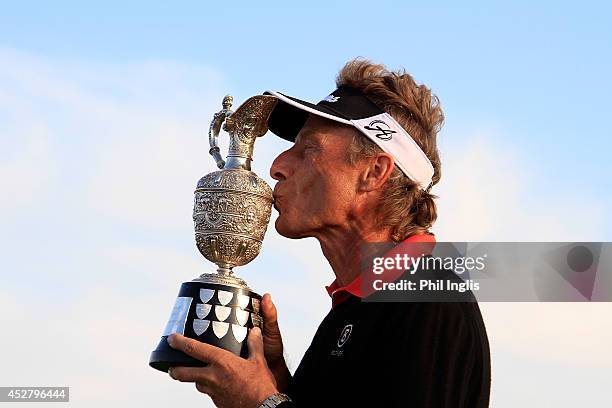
<box><xmin>274</xmin><ymin>217</ymin><xmax>307</xmax><ymax>239</ymax></box>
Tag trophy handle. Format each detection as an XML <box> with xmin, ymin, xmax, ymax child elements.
<box><xmin>208</xmin><ymin>95</ymin><xmax>234</xmax><ymax>169</ymax></box>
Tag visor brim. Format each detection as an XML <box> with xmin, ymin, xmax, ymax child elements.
<box><xmin>264</xmin><ymin>91</ymin><xmax>351</xmax><ymax>142</ymax></box>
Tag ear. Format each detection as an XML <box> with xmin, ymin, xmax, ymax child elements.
<box><xmin>358</xmin><ymin>152</ymin><xmax>395</xmax><ymax>192</ymax></box>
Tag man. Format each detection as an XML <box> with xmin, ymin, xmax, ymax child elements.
<box><xmin>166</xmin><ymin>59</ymin><xmax>491</xmax><ymax>407</ymax></box>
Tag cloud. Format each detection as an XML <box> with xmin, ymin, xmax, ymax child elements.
<box><xmin>431</xmin><ymin>129</ymin><xmax>611</xmax><ymax>405</ymax></box>
<box><xmin>0</xmin><ymin>48</ymin><xmax>230</xmax><ymax>407</ymax></box>
<box><xmin>0</xmin><ymin>133</ymin><xmax>56</xmax><ymax>214</ymax></box>
<box><xmin>0</xmin><ymin>47</ymin><xmax>335</xmax><ymax>407</ymax></box>
<box><xmin>0</xmin><ymin>286</ymin><xmax>216</xmax><ymax>407</ymax></box>
<box><xmin>1</xmin><ymin>47</ymin><xmax>610</xmax><ymax>408</ymax></box>
<box><xmin>434</xmin><ymin>131</ymin><xmax>605</xmax><ymax>242</ymax></box>
<box><xmin>480</xmin><ymin>302</ymin><xmax>612</xmax><ymax>366</ymax></box>
<box><xmin>0</xmin><ymin>47</ymin><xmax>231</xmax><ymax>226</ymax></box>
<box><xmin>86</xmin><ymin>126</ymin><xmax>209</xmax><ymax>230</ymax></box>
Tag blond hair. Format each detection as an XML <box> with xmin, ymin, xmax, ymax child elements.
<box><xmin>337</xmin><ymin>58</ymin><xmax>444</xmax><ymax>241</ymax></box>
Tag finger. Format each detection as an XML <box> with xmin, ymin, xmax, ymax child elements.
<box><xmin>168</xmin><ymin>366</ymin><xmax>215</xmax><ymax>384</ymax></box>
<box><xmin>195</xmin><ymin>382</ymin><xmax>213</xmax><ymax>396</ymax></box>
<box><xmin>262</xmin><ymin>293</ymin><xmax>282</xmax><ymax>341</ymax></box>
<box><xmin>167</xmin><ymin>333</ymin><xmax>232</xmax><ymax>364</ymax></box>
<box><xmin>247</xmin><ymin>326</ymin><xmax>265</xmax><ymax>362</ymax></box>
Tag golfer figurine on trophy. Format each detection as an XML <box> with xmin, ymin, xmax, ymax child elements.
<box><xmin>149</xmin><ymin>94</ymin><xmax>278</xmax><ymax>372</ymax></box>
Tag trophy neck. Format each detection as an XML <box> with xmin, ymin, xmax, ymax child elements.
<box><xmin>224</xmin><ymin>155</ymin><xmax>252</xmax><ymax>171</ymax></box>
<box><xmin>224</xmin><ymin>128</ymin><xmax>256</xmax><ymax>170</ymax></box>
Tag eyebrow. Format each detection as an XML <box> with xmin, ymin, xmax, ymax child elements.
<box><xmin>295</xmin><ymin>128</ymin><xmax>320</xmax><ymax>145</ymax></box>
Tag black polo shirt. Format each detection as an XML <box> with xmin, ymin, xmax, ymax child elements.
<box><xmin>279</xmin><ymin>264</ymin><xmax>491</xmax><ymax>407</ymax></box>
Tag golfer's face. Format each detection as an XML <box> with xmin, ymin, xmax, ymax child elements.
<box><xmin>269</xmin><ymin>115</ymin><xmax>361</xmax><ymax>239</ymax></box>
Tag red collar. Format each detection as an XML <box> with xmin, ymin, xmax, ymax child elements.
<box><xmin>325</xmin><ymin>233</ymin><xmax>436</xmax><ymax>308</ymax></box>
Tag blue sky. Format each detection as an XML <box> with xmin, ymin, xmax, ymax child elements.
<box><xmin>3</xmin><ymin>1</ymin><xmax>610</xmax><ymax>222</ymax></box>
<box><xmin>1</xmin><ymin>2</ymin><xmax>611</xmax><ymax>407</ymax></box>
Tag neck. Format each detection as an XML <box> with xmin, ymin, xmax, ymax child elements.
<box><xmin>316</xmin><ymin>224</ymin><xmax>393</xmax><ymax>287</ymax></box>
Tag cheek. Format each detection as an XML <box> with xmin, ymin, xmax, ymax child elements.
<box><xmin>302</xmin><ymin>171</ymin><xmax>355</xmax><ymax>217</ymax></box>
<box><xmin>278</xmin><ymin>165</ymin><xmax>329</xmax><ymax>224</ymax></box>
<box><xmin>282</xmin><ymin>150</ymin><xmax>358</xmax><ymax>222</ymax></box>
<box><xmin>292</xmin><ymin>159</ymin><xmax>326</xmax><ymax>199</ymax></box>
<box><xmin>324</xmin><ymin>182</ymin><xmax>355</xmax><ymax>213</ymax></box>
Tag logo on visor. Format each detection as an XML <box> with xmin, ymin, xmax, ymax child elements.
<box><xmin>364</xmin><ymin>120</ymin><xmax>397</xmax><ymax>141</ymax></box>
<box><xmin>322</xmin><ymin>94</ymin><xmax>340</xmax><ymax>103</ymax></box>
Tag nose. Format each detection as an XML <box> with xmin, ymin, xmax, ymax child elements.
<box><xmin>270</xmin><ymin>147</ymin><xmax>293</xmax><ymax>181</ymax></box>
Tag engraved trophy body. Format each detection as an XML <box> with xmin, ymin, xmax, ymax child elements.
<box><xmin>149</xmin><ymin>95</ymin><xmax>277</xmax><ymax>372</ymax></box>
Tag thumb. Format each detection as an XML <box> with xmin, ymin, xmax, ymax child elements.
<box><xmin>262</xmin><ymin>293</ymin><xmax>282</xmax><ymax>340</ymax></box>
<box><xmin>261</xmin><ymin>293</ymin><xmax>285</xmax><ymax>366</ymax></box>
<box><xmin>247</xmin><ymin>326</ymin><xmax>265</xmax><ymax>361</ymax></box>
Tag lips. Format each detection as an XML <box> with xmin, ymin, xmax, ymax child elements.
<box><xmin>272</xmin><ymin>189</ymin><xmax>282</xmax><ymax>213</ymax></box>
<box><xmin>272</xmin><ymin>195</ymin><xmax>281</xmax><ymax>212</ymax></box>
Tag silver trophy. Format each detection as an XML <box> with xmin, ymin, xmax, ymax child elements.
<box><xmin>149</xmin><ymin>95</ymin><xmax>278</xmax><ymax>372</ymax></box>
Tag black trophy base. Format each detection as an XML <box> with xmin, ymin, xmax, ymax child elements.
<box><xmin>149</xmin><ymin>336</ymin><xmax>208</xmax><ymax>372</ymax></box>
<box><xmin>149</xmin><ymin>279</ymin><xmax>262</xmax><ymax>373</ymax></box>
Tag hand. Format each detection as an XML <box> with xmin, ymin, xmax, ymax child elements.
<box><xmin>167</xmin><ymin>327</ymin><xmax>278</xmax><ymax>408</ymax></box>
<box><xmin>261</xmin><ymin>293</ymin><xmax>291</xmax><ymax>392</ymax></box>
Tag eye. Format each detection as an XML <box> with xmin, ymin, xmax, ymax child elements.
<box><xmin>303</xmin><ymin>142</ymin><xmax>320</xmax><ymax>152</ymax></box>
<box><xmin>293</xmin><ymin>134</ymin><xmax>320</xmax><ymax>156</ymax></box>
